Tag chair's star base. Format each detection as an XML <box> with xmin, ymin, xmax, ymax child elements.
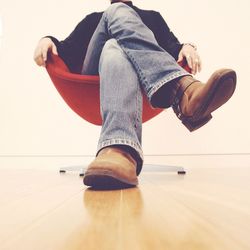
<box><xmin>59</xmin><ymin>164</ymin><xmax>186</xmax><ymax>176</ymax></box>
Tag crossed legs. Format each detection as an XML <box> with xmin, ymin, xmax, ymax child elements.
<box><xmin>82</xmin><ymin>3</ymin><xmax>237</xmax><ymax>188</ymax></box>
<box><xmin>81</xmin><ymin>3</ymin><xmax>189</xmax><ymax>175</ymax></box>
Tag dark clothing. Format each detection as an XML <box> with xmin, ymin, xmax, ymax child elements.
<box><xmin>46</xmin><ymin>1</ymin><xmax>183</xmax><ymax>73</ymax></box>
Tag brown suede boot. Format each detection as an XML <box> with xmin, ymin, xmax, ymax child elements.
<box><xmin>172</xmin><ymin>68</ymin><xmax>237</xmax><ymax>131</ymax></box>
<box><xmin>83</xmin><ymin>146</ymin><xmax>138</xmax><ymax>189</ymax></box>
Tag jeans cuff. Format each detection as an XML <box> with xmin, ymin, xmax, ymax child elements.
<box><xmin>148</xmin><ymin>71</ymin><xmax>191</xmax><ymax>105</ymax></box>
<box><xmin>97</xmin><ymin>138</ymin><xmax>144</xmax><ymax>175</ymax></box>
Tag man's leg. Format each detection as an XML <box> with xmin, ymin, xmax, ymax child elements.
<box><xmin>83</xmin><ymin>39</ymin><xmax>143</xmax><ymax>188</ymax></box>
<box><xmin>82</xmin><ymin>3</ymin><xmax>236</xmax><ymax>132</ymax></box>
<box><xmin>82</xmin><ymin>2</ymin><xmax>189</xmax><ymax>107</ymax></box>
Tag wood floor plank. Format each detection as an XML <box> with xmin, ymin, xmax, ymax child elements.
<box><xmin>0</xmin><ymin>159</ymin><xmax>250</xmax><ymax>250</ymax></box>
<box><xmin>0</xmin><ymin>169</ymin><xmax>85</xmax><ymax>247</ymax></box>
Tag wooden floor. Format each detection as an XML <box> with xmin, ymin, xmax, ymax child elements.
<box><xmin>0</xmin><ymin>156</ymin><xmax>250</xmax><ymax>250</ymax></box>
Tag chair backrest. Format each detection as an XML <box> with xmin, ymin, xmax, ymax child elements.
<box><xmin>46</xmin><ymin>53</ymin><xmax>190</xmax><ymax>125</ymax></box>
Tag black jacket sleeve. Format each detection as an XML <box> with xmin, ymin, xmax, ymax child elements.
<box><xmin>153</xmin><ymin>12</ymin><xmax>183</xmax><ymax>60</ymax></box>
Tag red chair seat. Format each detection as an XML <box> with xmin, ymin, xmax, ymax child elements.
<box><xmin>46</xmin><ymin>53</ymin><xmax>190</xmax><ymax>125</ymax></box>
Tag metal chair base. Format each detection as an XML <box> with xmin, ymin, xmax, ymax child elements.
<box><xmin>59</xmin><ymin>164</ymin><xmax>186</xmax><ymax>177</ymax></box>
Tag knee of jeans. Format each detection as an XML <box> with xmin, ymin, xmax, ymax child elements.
<box><xmin>103</xmin><ymin>39</ymin><xmax>120</xmax><ymax>52</ymax></box>
<box><xmin>105</xmin><ymin>2</ymin><xmax>138</xmax><ymax>24</ymax></box>
<box><xmin>99</xmin><ymin>39</ymin><xmax>124</xmax><ymax>68</ymax></box>
<box><xmin>105</xmin><ymin>2</ymin><xmax>129</xmax><ymax>17</ymax></box>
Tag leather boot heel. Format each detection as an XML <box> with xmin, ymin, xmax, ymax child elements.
<box><xmin>182</xmin><ymin>114</ymin><xmax>212</xmax><ymax>132</ymax></box>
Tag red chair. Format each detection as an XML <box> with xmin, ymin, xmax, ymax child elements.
<box><xmin>46</xmin><ymin>52</ymin><xmax>190</xmax><ymax>175</ymax></box>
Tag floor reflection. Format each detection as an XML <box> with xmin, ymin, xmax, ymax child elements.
<box><xmin>60</xmin><ymin>187</ymin><xmax>144</xmax><ymax>249</ymax></box>
<box><xmin>61</xmin><ymin>180</ymin><xmax>224</xmax><ymax>250</ymax></box>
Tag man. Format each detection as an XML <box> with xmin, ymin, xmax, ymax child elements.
<box><xmin>34</xmin><ymin>0</ymin><xmax>237</xmax><ymax>189</ymax></box>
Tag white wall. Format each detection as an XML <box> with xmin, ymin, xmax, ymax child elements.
<box><xmin>0</xmin><ymin>0</ymin><xmax>249</xmax><ymax>156</ymax></box>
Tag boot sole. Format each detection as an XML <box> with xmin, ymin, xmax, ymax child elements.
<box><xmin>183</xmin><ymin>69</ymin><xmax>237</xmax><ymax>132</ymax></box>
<box><xmin>83</xmin><ymin>169</ymin><xmax>138</xmax><ymax>189</ymax></box>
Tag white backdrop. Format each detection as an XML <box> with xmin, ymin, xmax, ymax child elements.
<box><xmin>0</xmin><ymin>0</ymin><xmax>249</xmax><ymax>156</ymax></box>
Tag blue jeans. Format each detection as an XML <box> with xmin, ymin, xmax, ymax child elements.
<box><xmin>81</xmin><ymin>3</ymin><xmax>189</xmax><ymax>174</ymax></box>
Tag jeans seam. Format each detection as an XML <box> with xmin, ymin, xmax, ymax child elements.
<box><xmin>117</xmin><ymin>43</ymin><xmax>151</xmax><ymax>91</ymax></box>
<box><xmin>135</xmin><ymin>82</ymin><xmax>141</xmax><ymax>129</ymax></box>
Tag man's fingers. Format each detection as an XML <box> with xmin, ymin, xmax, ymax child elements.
<box><xmin>33</xmin><ymin>49</ymin><xmax>44</xmax><ymax>67</ymax></box>
<box><xmin>198</xmin><ymin>58</ymin><xmax>202</xmax><ymax>72</ymax></box>
<box><xmin>187</xmin><ymin>53</ymin><xmax>202</xmax><ymax>74</ymax></box>
<box><xmin>177</xmin><ymin>53</ymin><xmax>183</xmax><ymax>63</ymax></box>
<box><xmin>186</xmin><ymin>54</ymin><xmax>193</xmax><ymax>72</ymax></box>
<box><xmin>193</xmin><ymin>55</ymin><xmax>202</xmax><ymax>74</ymax></box>
<box><xmin>42</xmin><ymin>48</ymin><xmax>48</xmax><ymax>62</ymax></box>
<box><xmin>52</xmin><ymin>44</ymin><xmax>58</xmax><ymax>55</ymax></box>
<box><xmin>191</xmin><ymin>58</ymin><xmax>196</xmax><ymax>74</ymax></box>
<box><xmin>34</xmin><ymin>38</ymin><xmax>57</xmax><ymax>67</ymax></box>
<box><xmin>35</xmin><ymin>56</ymin><xmax>44</xmax><ymax>67</ymax></box>
<box><xmin>193</xmin><ymin>58</ymin><xmax>199</xmax><ymax>75</ymax></box>
<box><xmin>180</xmin><ymin>46</ymin><xmax>202</xmax><ymax>74</ymax></box>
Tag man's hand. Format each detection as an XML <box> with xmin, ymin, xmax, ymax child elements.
<box><xmin>177</xmin><ymin>44</ymin><xmax>202</xmax><ymax>75</ymax></box>
<box><xmin>33</xmin><ymin>37</ymin><xmax>58</xmax><ymax>67</ymax></box>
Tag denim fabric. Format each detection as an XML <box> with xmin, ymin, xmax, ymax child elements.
<box><xmin>81</xmin><ymin>3</ymin><xmax>190</xmax><ymax>173</ymax></box>
<box><xmin>82</xmin><ymin>3</ymin><xmax>189</xmax><ymax>100</ymax></box>
<box><xmin>97</xmin><ymin>39</ymin><xmax>143</xmax><ymax>174</ymax></box>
